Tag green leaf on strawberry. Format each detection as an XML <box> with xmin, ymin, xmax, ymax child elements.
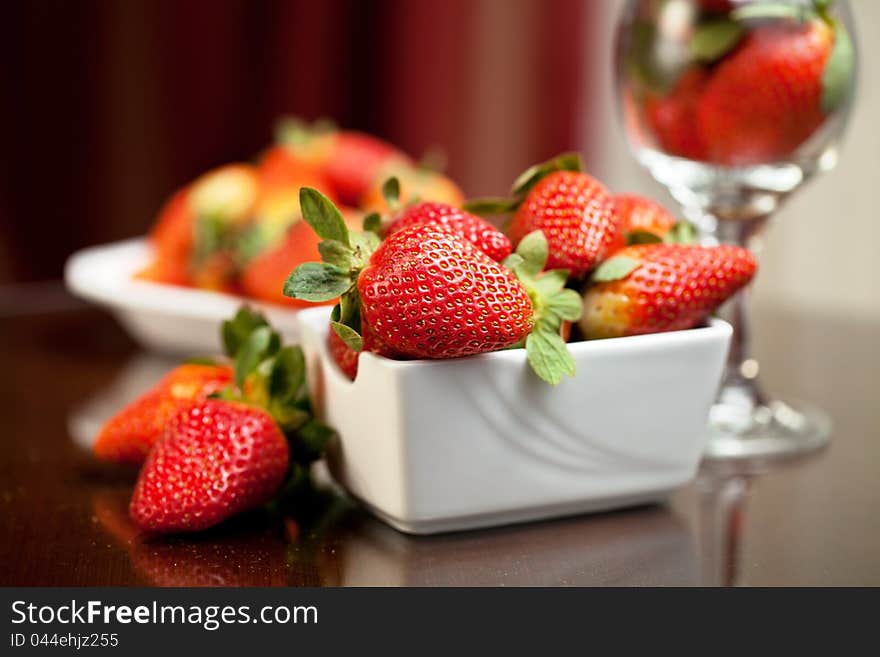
<box><xmin>465</xmin><ymin>153</ymin><xmax>583</xmax><ymax>218</ymax></box>
<box><xmin>382</xmin><ymin>176</ymin><xmax>401</xmax><ymax>212</ymax></box>
<box><xmin>691</xmin><ymin>19</ymin><xmax>744</xmax><ymax>62</ymax></box>
<box><xmin>591</xmin><ymin>256</ymin><xmax>641</xmax><ymax>283</ymax></box>
<box><xmin>506</xmin><ymin>230</ymin><xmax>583</xmax><ymax>385</ymax></box>
<box><xmin>626</xmin><ymin>230</ymin><xmax>664</xmax><ymax>246</ymax></box>
<box><xmin>284</xmin><ymin>262</ymin><xmax>352</xmax><ymax>301</ymax></box>
<box><xmin>363</xmin><ymin>212</ymin><xmax>382</xmax><ymax>235</ymax></box>
<box><xmin>331</xmin><ymin>321</ymin><xmax>363</xmax><ymax>352</ymax></box>
<box><xmin>663</xmin><ymin>220</ymin><xmax>699</xmax><ymax>245</ymax></box>
<box><xmin>299</xmin><ymin>188</ymin><xmax>350</xmax><ymax>246</ymax></box>
<box><xmin>821</xmin><ymin>18</ymin><xmax>854</xmax><ymax>115</ymax></box>
<box><xmin>218</xmin><ymin>305</ymin><xmax>335</xmax><ymax>464</ymax></box>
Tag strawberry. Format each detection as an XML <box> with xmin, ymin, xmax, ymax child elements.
<box><xmin>326</xmin><ymin>315</ymin><xmax>397</xmax><ymax>380</ymax></box>
<box><xmin>188</xmin><ymin>164</ymin><xmax>261</xmax><ymax>288</ymax></box>
<box><xmin>257</xmin><ymin>145</ymin><xmax>334</xmax><ymax>194</ymax></box>
<box><xmin>124</xmin><ymin>308</ymin><xmax>334</xmax><ymax>533</ymax></box>
<box><xmin>323</xmin><ymin>132</ymin><xmax>411</xmax><ymax>205</ymax></box>
<box><xmin>93</xmin><ymin>364</ymin><xmax>233</xmax><ymax>464</ymax></box>
<box><xmin>612</xmin><ymin>194</ymin><xmax>677</xmax><ymax>242</ymax></box>
<box><xmin>579</xmin><ymin>244</ymin><xmax>757</xmax><ymax>339</ymax></box>
<box><xmin>644</xmin><ymin>67</ymin><xmax>709</xmax><ymax>161</ymax></box>
<box><xmin>508</xmin><ymin>170</ymin><xmax>622</xmax><ymax>277</ymax></box>
<box><xmin>239</xmin><ymin>220</ymin><xmax>323</xmax><ymax>307</ymax></box>
<box><xmin>358</xmin><ymin>225</ymin><xmax>532</xmax><ymax>358</ymax></box>
<box><xmin>385</xmin><ymin>201</ymin><xmax>512</xmax><ymax>261</ymax></box>
<box><xmin>129</xmin><ymin>399</ymin><xmax>289</xmax><ymax>533</ymax></box>
<box><xmin>466</xmin><ymin>154</ymin><xmax>622</xmax><ymax>278</ymax></box>
<box><xmin>285</xmin><ymin>188</ymin><xmax>583</xmax><ymax>384</ymax></box>
<box><xmin>359</xmin><ymin>165</ymin><xmax>464</xmax><ymax>214</ymax></box>
<box><xmin>327</xmin><ymin>327</ymin><xmax>360</xmax><ymax>380</ymax></box>
<box><xmin>696</xmin><ymin>19</ymin><xmax>834</xmax><ymax>166</ymax></box>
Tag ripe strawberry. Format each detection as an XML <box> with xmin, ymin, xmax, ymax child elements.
<box><xmin>257</xmin><ymin>145</ymin><xmax>334</xmax><ymax>194</ymax></box>
<box><xmin>129</xmin><ymin>400</ymin><xmax>289</xmax><ymax>533</ymax></box>
<box><xmin>327</xmin><ymin>328</ymin><xmax>360</xmax><ymax>380</ymax></box>
<box><xmin>612</xmin><ymin>194</ymin><xmax>677</xmax><ymax>241</ymax></box>
<box><xmin>93</xmin><ymin>364</ymin><xmax>233</xmax><ymax>464</ymax></box>
<box><xmin>359</xmin><ymin>166</ymin><xmax>465</xmax><ymax>214</ymax></box>
<box><xmin>385</xmin><ymin>201</ymin><xmax>512</xmax><ymax>261</ymax></box>
<box><xmin>507</xmin><ymin>170</ymin><xmax>622</xmax><ymax>276</ymax></box>
<box><xmin>324</xmin><ymin>131</ymin><xmax>411</xmax><ymax>205</ymax></box>
<box><xmin>358</xmin><ymin>225</ymin><xmax>533</xmax><ymax>358</ymax></box>
<box><xmin>239</xmin><ymin>220</ymin><xmax>323</xmax><ymax>307</ymax></box>
<box><xmin>286</xmin><ymin>188</ymin><xmax>583</xmax><ymax>384</ymax></box>
<box><xmin>644</xmin><ymin>67</ymin><xmax>709</xmax><ymax>161</ymax></box>
<box><xmin>696</xmin><ymin>20</ymin><xmax>834</xmax><ymax>166</ymax></box>
<box><xmin>579</xmin><ymin>243</ymin><xmax>757</xmax><ymax>339</ymax></box>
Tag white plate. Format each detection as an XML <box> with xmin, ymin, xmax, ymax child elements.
<box><xmin>298</xmin><ymin>306</ymin><xmax>731</xmax><ymax>535</ymax></box>
<box><xmin>64</xmin><ymin>238</ymin><xmax>305</xmax><ymax>356</ymax></box>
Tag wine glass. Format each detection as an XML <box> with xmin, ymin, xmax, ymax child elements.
<box><xmin>614</xmin><ymin>0</ymin><xmax>857</xmax><ymax>459</ymax></box>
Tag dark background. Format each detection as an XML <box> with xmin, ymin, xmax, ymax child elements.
<box><xmin>0</xmin><ymin>0</ymin><xmax>596</xmax><ymax>284</ymax></box>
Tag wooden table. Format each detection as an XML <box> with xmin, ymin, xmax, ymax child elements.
<box><xmin>2</xmin><ymin>291</ymin><xmax>878</xmax><ymax>586</ymax></box>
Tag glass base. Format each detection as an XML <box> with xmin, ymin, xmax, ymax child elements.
<box><xmin>705</xmin><ymin>386</ymin><xmax>832</xmax><ymax>460</ymax></box>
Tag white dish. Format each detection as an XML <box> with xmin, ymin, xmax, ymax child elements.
<box><xmin>298</xmin><ymin>307</ymin><xmax>732</xmax><ymax>535</ymax></box>
<box><xmin>64</xmin><ymin>238</ymin><xmax>305</xmax><ymax>355</ymax></box>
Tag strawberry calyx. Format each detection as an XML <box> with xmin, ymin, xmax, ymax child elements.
<box><xmin>503</xmin><ymin>230</ymin><xmax>583</xmax><ymax>385</ymax></box>
<box><xmin>215</xmin><ymin>307</ymin><xmax>333</xmax><ymax>464</ymax></box>
<box><xmin>625</xmin><ymin>219</ymin><xmax>698</xmax><ymax>246</ymax></box>
<box><xmin>274</xmin><ymin>115</ymin><xmax>337</xmax><ymax>152</ymax></box>
<box><xmin>463</xmin><ymin>152</ymin><xmax>584</xmax><ymax>217</ymax></box>
<box><xmin>284</xmin><ymin>188</ymin><xmax>380</xmax><ymax>351</ymax></box>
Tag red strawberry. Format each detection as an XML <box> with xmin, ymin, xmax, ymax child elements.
<box><xmin>612</xmin><ymin>194</ymin><xmax>677</xmax><ymax>240</ymax></box>
<box><xmin>507</xmin><ymin>170</ymin><xmax>622</xmax><ymax>276</ymax></box>
<box><xmin>325</xmin><ymin>132</ymin><xmax>411</xmax><ymax>205</ymax></box>
<box><xmin>129</xmin><ymin>399</ymin><xmax>289</xmax><ymax>533</ymax></box>
<box><xmin>385</xmin><ymin>201</ymin><xmax>512</xmax><ymax>261</ymax></box>
<box><xmin>359</xmin><ymin>166</ymin><xmax>465</xmax><ymax>214</ymax></box>
<box><xmin>358</xmin><ymin>225</ymin><xmax>533</xmax><ymax>358</ymax></box>
<box><xmin>93</xmin><ymin>364</ymin><xmax>233</xmax><ymax>464</ymax></box>
<box><xmin>644</xmin><ymin>67</ymin><xmax>709</xmax><ymax>161</ymax></box>
<box><xmin>257</xmin><ymin>145</ymin><xmax>334</xmax><ymax>195</ymax></box>
<box><xmin>240</xmin><ymin>220</ymin><xmax>324</xmax><ymax>307</ymax></box>
<box><xmin>326</xmin><ymin>317</ymin><xmax>398</xmax><ymax>380</ymax></box>
<box><xmin>286</xmin><ymin>188</ymin><xmax>583</xmax><ymax>384</ymax></box>
<box><xmin>696</xmin><ymin>20</ymin><xmax>834</xmax><ymax>166</ymax></box>
<box><xmin>327</xmin><ymin>328</ymin><xmax>360</xmax><ymax>380</ymax></box>
<box><xmin>579</xmin><ymin>244</ymin><xmax>756</xmax><ymax>339</ymax></box>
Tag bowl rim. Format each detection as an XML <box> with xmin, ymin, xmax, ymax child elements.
<box><xmin>297</xmin><ymin>305</ymin><xmax>733</xmax><ymax>373</ymax></box>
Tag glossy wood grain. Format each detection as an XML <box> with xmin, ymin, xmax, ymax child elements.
<box><xmin>1</xmin><ymin>297</ymin><xmax>878</xmax><ymax>586</ymax></box>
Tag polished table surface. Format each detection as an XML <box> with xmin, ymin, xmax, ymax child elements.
<box><xmin>2</xmin><ymin>291</ymin><xmax>878</xmax><ymax>586</ymax></box>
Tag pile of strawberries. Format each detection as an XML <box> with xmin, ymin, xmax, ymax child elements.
<box><xmin>93</xmin><ymin>309</ymin><xmax>332</xmax><ymax>534</ymax></box>
<box><xmin>629</xmin><ymin>0</ymin><xmax>854</xmax><ymax>165</ymax></box>
<box><xmin>138</xmin><ymin>119</ymin><xmax>463</xmax><ymax>305</ymax></box>
<box><xmin>102</xmin><ymin>145</ymin><xmax>759</xmax><ymax>534</ymax></box>
<box><xmin>285</xmin><ymin>152</ymin><xmax>757</xmax><ymax>384</ymax></box>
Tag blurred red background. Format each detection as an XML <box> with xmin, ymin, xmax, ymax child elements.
<box><xmin>0</xmin><ymin>0</ymin><xmax>599</xmax><ymax>285</ymax></box>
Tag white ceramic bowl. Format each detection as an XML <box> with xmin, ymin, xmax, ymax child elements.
<box><xmin>64</xmin><ymin>238</ymin><xmax>305</xmax><ymax>355</ymax></box>
<box><xmin>297</xmin><ymin>307</ymin><xmax>732</xmax><ymax>535</ymax></box>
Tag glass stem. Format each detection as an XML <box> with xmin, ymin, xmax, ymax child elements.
<box><xmin>707</xmin><ymin>216</ymin><xmax>768</xmax><ymax>407</ymax></box>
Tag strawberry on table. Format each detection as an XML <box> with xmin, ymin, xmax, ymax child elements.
<box><xmin>93</xmin><ymin>363</ymin><xmax>233</xmax><ymax>464</ymax></box>
<box><xmin>384</xmin><ymin>200</ymin><xmax>512</xmax><ymax>262</ymax></box>
<box><xmin>129</xmin><ymin>399</ymin><xmax>289</xmax><ymax>533</ymax></box>
<box><xmin>579</xmin><ymin>243</ymin><xmax>757</xmax><ymax>339</ymax></box>
<box><xmin>125</xmin><ymin>308</ymin><xmax>334</xmax><ymax>533</ymax></box>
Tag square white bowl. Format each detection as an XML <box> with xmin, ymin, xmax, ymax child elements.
<box><xmin>297</xmin><ymin>307</ymin><xmax>732</xmax><ymax>535</ymax></box>
<box><xmin>64</xmin><ymin>238</ymin><xmax>306</xmax><ymax>355</ymax></box>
